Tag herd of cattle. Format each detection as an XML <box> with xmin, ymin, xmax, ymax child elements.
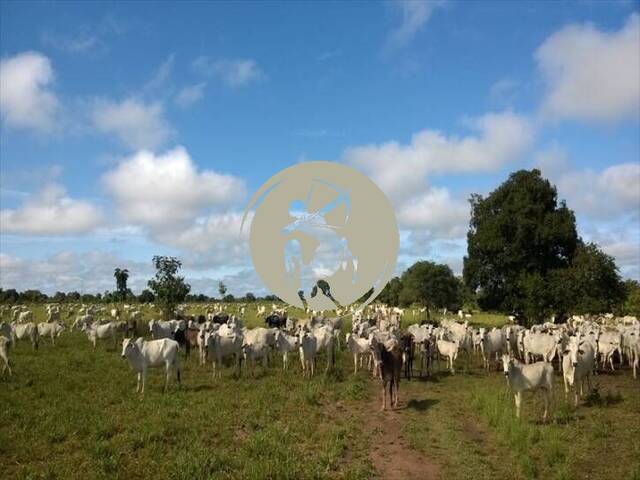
<box><xmin>1</xmin><ymin>302</ymin><xmax>639</xmax><ymax>416</ymax></box>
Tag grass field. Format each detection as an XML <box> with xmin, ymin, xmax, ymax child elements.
<box><xmin>1</xmin><ymin>304</ymin><xmax>639</xmax><ymax>479</ymax></box>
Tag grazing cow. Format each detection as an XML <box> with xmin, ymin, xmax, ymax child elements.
<box><xmin>121</xmin><ymin>337</ymin><xmax>181</xmax><ymax>393</ymax></box>
<box><xmin>562</xmin><ymin>336</ymin><xmax>596</xmax><ymax>406</ymax></box>
<box><xmin>598</xmin><ymin>331</ymin><xmax>622</xmax><ymax>371</ymax></box>
<box><xmin>436</xmin><ymin>339</ymin><xmax>459</xmax><ymax>374</ymax></box>
<box><xmin>127</xmin><ymin>310</ymin><xmax>142</xmax><ymax>337</ymax></box>
<box><xmin>312</xmin><ymin>325</ymin><xmax>337</xmax><ymax>372</ymax></box>
<box><xmin>480</xmin><ymin>328</ymin><xmax>506</xmax><ymax>371</ymax></box>
<box><xmin>522</xmin><ymin>332</ymin><xmax>558</xmax><ymax>364</ymax></box>
<box><xmin>206</xmin><ymin>323</ymin><xmax>244</xmax><ymax>378</ymax></box>
<box><xmin>73</xmin><ymin>314</ymin><xmax>94</xmax><ymax>331</ymax></box>
<box><xmin>629</xmin><ymin>333</ymin><xmax>640</xmax><ymax>378</ymax></box>
<box><xmin>85</xmin><ymin>322</ymin><xmax>118</xmax><ymax>349</ymax></box>
<box><xmin>149</xmin><ymin>319</ymin><xmax>175</xmax><ymax>339</ymax></box>
<box><xmin>298</xmin><ymin>328</ymin><xmax>317</xmax><ymax>377</ymax></box>
<box><xmin>502</xmin><ymin>354</ymin><xmax>553</xmax><ymax>421</ymax></box>
<box><xmin>0</xmin><ymin>336</ymin><xmax>11</xmax><ymax>376</ymax></box>
<box><xmin>242</xmin><ymin>327</ymin><xmax>275</xmax><ymax>372</ymax></box>
<box><xmin>274</xmin><ymin>330</ymin><xmax>298</xmax><ymax>370</ymax></box>
<box><xmin>345</xmin><ymin>333</ymin><xmax>370</xmax><ymax>375</ymax></box>
<box><xmin>37</xmin><ymin>321</ymin><xmax>65</xmax><ymax>346</ymax></box>
<box><xmin>377</xmin><ymin>339</ymin><xmax>403</xmax><ymax>410</ymax></box>
<box><xmin>257</xmin><ymin>305</ymin><xmax>267</xmax><ymax>317</ymax></box>
<box><xmin>12</xmin><ymin>322</ymin><xmax>39</xmax><ymax>349</ymax></box>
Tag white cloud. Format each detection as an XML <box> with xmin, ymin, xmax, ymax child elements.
<box><xmin>102</xmin><ymin>146</ymin><xmax>246</xmax><ymax>232</ymax></box>
<box><xmin>556</xmin><ymin>162</ymin><xmax>640</xmax><ymax>219</ymax></box>
<box><xmin>0</xmin><ymin>51</ymin><xmax>60</xmax><ymax>132</ymax></box>
<box><xmin>397</xmin><ymin>187</ymin><xmax>469</xmax><ymax>237</ymax></box>
<box><xmin>385</xmin><ymin>0</ymin><xmax>446</xmax><ymax>51</ymax></box>
<box><xmin>193</xmin><ymin>57</ymin><xmax>264</xmax><ymax>88</ymax></box>
<box><xmin>155</xmin><ymin>211</ymin><xmax>250</xmax><ymax>253</ymax></box>
<box><xmin>41</xmin><ymin>30</ymin><xmax>99</xmax><ymax>53</ymax></box>
<box><xmin>0</xmin><ymin>251</ymin><xmax>153</xmax><ymax>294</ymax></box>
<box><xmin>0</xmin><ymin>183</ymin><xmax>102</xmax><ymax>235</ymax></box>
<box><xmin>174</xmin><ymin>82</ymin><xmax>206</xmax><ymax>108</ymax></box>
<box><xmin>344</xmin><ymin>111</ymin><xmax>533</xmax><ymax>202</ymax></box>
<box><xmin>144</xmin><ymin>54</ymin><xmax>175</xmax><ymax>93</ymax></box>
<box><xmin>536</xmin><ymin>13</ymin><xmax>640</xmax><ymax>122</ymax></box>
<box><xmin>92</xmin><ymin>97</ymin><xmax>173</xmax><ymax>150</ymax></box>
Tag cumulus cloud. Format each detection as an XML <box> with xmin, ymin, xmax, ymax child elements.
<box><xmin>92</xmin><ymin>97</ymin><xmax>173</xmax><ymax>150</ymax></box>
<box><xmin>102</xmin><ymin>146</ymin><xmax>246</xmax><ymax>234</ymax></box>
<box><xmin>555</xmin><ymin>162</ymin><xmax>640</xmax><ymax>219</ymax></box>
<box><xmin>0</xmin><ymin>51</ymin><xmax>60</xmax><ymax>132</ymax></box>
<box><xmin>174</xmin><ymin>82</ymin><xmax>206</xmax><ymax>108</ymax></box>
<box><xmin>0</xmin><ymin>183</ymin><xmax>102</xmax><ymax>235</ymax></box>
<box><xmin>155</xmin><ymin>211</ymin><xmax>250</xmax><ymax>253</ymax></box>
<box><xmin>344</xmin><ymin>111</ymin><xmax>533</xmax><ymax>202</ymax></box>
<box><xmin>192</xmin><ymin>57</ymin><xmax>264</xmax><ymax>88</ymax></box>
<box><xmin>536</xmin><ymin>13</ymin><xmax>640</xmax><ymax>122</ymax></box>
<box><xmin>397</xmin><ymin>187</ymin><xmax>469</xmax><ymax>237</ymax></box>
<box><xmin>385</xmin><ymin>0</ymin><xmax>446</xmax><ymax>52</ymax></box>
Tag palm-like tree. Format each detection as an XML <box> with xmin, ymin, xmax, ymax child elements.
<box><xmin>114</xmin><ymin>268</ymin><xmax>130</xmax><ymax>301</ymax></box>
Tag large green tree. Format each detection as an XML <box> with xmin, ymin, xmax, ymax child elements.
<box><xmin>622</xmin><ymin>280</ymin><xmax>640</xmax><ymax>317</ymax></box>
<box><xmin>464</xmin><ymin>169</ymin><xmax>579</xmax><ymax>316</ymax></box>
<box><xmin>148</xmin><ymin>256</ymin><xmax>191</xmax><ymax>318</ymax></box>
<box><xmin>399</xmin><ymin>261</ymin><xmax>461</xmax><ymax>319</ymax></box>
<box><xmin>378</xmin><ymin>277</ymin><xmax>403</xmax><ymax>307</ymax></box>
<box><xmin>551</xmin><ymin>243</ymin><xmax>625</xmax><ymax>315</ymax></box>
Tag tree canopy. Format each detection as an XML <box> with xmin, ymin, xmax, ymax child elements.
<box><xmin>147</xmin><ymin>256</ymin><xmax>191</xmax><ymax>318</ymax></box>
<box><xmin>399</xmin><ymin>261</ymin><xmax>462</xmax><ymax>318</ymax></box>
<box><xmin>463</xmin><ymin>169</ymin><xmax>624</xmax><ymax>324</ymax></box>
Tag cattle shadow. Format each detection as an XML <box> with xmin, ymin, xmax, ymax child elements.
<box><xmin>405</xmin><ymin>398</ymin><xmax>439</xmax><ymax>411</ymax></box>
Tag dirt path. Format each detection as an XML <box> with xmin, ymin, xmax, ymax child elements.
<box><xmin>367</xmin><ymin>385</ymin><xmax>441</xmax><ymax>480</ymax></box>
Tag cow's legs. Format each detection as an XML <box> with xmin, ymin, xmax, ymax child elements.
<box><xmin>515</xmin><ymin>392</ymin><xmax>522</xmax><ymax>419</ymax></box>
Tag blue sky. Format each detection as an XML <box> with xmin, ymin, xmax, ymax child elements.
<box><xmin>1</xmin><ymin>0</ymin><xmax>639</xmax><ymax>296</ymax></box>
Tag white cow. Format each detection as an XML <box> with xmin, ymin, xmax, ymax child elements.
<box><xmin>311</xmin><ymin>325</ymin><xmax>337</xmax><ymax>372</ymax></box>
<box><xmin>149</xmin><ymin>319</ymin><xmax>175</xmax><ymax>339</ymax></box>
<box><xmin>502</xmin><ymin>354</ymin><xmax>553</xmax><ymax>421</ymax></box>
<box><xmin>298</xmin><ymin>329</ymin><xmax>317</xmax><ymax>377</ymax></box>
<box><xmin>17</xmin><ymin>311</ymin><xmax>33</xmax><ymax>324</ymax></box>
<box><xmin>12</xmin><ymin>322</ymin><xmax>39</xmax><ymax>349</ymax></box>
<box><xmin>274</xmin><ymin>330</ymin><xmax>298</xmax><ymax>370</ymax></box>
<box><xmin>345</xmin><ymin>333</ymin><xmax>371</xmax><ymax>374</ymax></box>
<box><xmin>522</xmin><ymin>332</ymin><xmax>558</xmax><ymax>364</ymax></box>
<box><xmin>85</xmin><ymin>322</ymin><xmax>118</xmax><ymax>349</ymax></box>
<box><xmin>436</xmin><ymin>339</ymin><xmax>459</xmax><ymax>374</ymax></box>
<box><xmin>598</xmin><ymin>331</ymin><xmax>622</xmax><ymax>371</ymax></box>
<box><xmin>73</xmin><ymin>314</ymin><xmax>94</xmax><ymax>330</ymax></box>
<box><xmin>562</xmin><ymin>336</ymin><xmax>595</xmax><ymax>406</ymax></box>
<box><xmin>480</xmin><ymin>328</ymin><xmax>505</xmax><ymax>371</ymax></box>
<box><xmin>37</xmin><ymin>322</ymin><xmax>65</xmax><ymax>346</ymax></box>
<box><xmin>629</xmin><ymin>333</ymin><xmax>640</xmax><ymax>379</ymax></box>
<box><xmin>121</xmin><ymin>337</ymin><xmax>181</xmax><ymax>393</ymax></box>
<box><xmin>206</xmin><ymin>323</ymin><xmax>244</xmax><ymax>378</ymax></box>
<box><xmin>0</xmin><ymin>336</ymin><xmax>11</xmax><ymax>376</ymax></box>
<box><xmin>242</xmin><ymin>327</ymin><xmax>274</xmax><ymax>371</ymax></box>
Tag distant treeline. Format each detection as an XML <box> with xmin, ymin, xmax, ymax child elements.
<box><xmin>0</xmin><ymin>288</ymin><xmax>278</xmax><ymax>305</ymax></box>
